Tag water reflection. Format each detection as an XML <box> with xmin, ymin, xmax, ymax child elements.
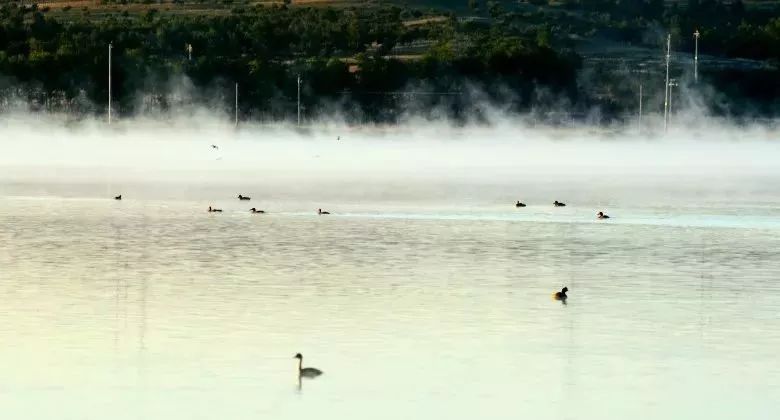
<box><xmin>296</xmin><ymin>374</ymin><xmax>319</xmax><ymax>393</ymax></box>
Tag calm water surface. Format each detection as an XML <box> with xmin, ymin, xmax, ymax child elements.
<box><xmin>1</xmin><ymin>195</ymin><xmax>779</xmax><ymax>420</ymax></box>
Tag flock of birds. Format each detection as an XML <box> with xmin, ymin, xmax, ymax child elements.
<box><xmin>200</xmin><ymin>142</ymin><xmax>610</xmax><ymax>218</ymax></box>
<box><xmin>516</xmin><ymin>200</ymin><xmax>610</xmax><ymax>219</ymax></box>
<box><xmin>116</xmin><ymin>194</ymin><xmax>609</xmax><ymax>219</ymax></box>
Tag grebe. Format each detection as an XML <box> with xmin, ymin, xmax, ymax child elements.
<box><xmin>250</xmin><ymin>208</ymin><xmax>265</xmax><ymax>214</ymax></box>
<box><xmin>238</xmin><ymin>194</ymin><xmax>251</xmax><ymax>200</ymax></box>
<box><xmin>554</xmin><ymin>287</ymin><xmax>568</xmax><ymax>301</ymax></box>
<box><xmin>554</xmin><ymin>200</ymin><xmax>566</xmax><ymax>207</ymax></box>
<box><xmin>318</xmin><ymin>209</ymin><xmax>330</xmax><ymax>215</ymax></box>
<box><xmin>294</xmin><ymin>353</ymin><xmax>323</xmax><ymax>378</ymax></box>
<box><xmin>114</xmin><ymin>195</ymin><xmax>122</xmax><ymax>200</ymax></box>
<box><xmin>597</xmin><ymin>211</ymin><xmax>610</xmax><ymax>219</ymax></box>
<box><xmin>208</xmin><ymin>206</ymin><xmax>222</xmax><ymax>213</ymax></box>
<box><xmin>515</xmin><ymin>201</ymin><xmax>526</xmax><ymax>207</ymax></box>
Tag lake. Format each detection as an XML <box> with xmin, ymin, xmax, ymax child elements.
<box><xmin>1</xmin><ymin>191</ymin><xmax>779</xmax><ymax>420</ymax></box>
<box><xmin>1</xmin><ymin>123</ymin><xmax>779</xmax><ymax>419</ymax></box>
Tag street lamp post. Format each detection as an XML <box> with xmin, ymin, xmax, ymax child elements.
<box><xmin>108</xmin><ymin>42</ymin><xmax>112</xmax><ymax>125</ymax></box>
<box><xmin>638</xmin><ymin>83</ymin><xmax>643</xmax><ymax>133</ymax></box>
<box><xmin>694</xmin><ymin>30</ymin><xmax>700</xmax><ymax>83</ymax></box>
<box><xmin>664</xmin><ymin>34</ymin><xmax>671</xmax><ymax>133</ymax></box>
<box><xmin>297</xmin><ymin>75</ymin><xmax>302</xmax><ymax>126</ymax></box>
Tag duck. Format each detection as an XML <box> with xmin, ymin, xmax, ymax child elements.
<box><xmin>250</xmin><ymin>208</ymin><xmax>265</xmax><ymax>214</ymax></box>
<box><xmin>238</xmin><ymin>194</ymin><xmax>251</xmax><ymax>200</ymax></box>
<box><xmin>553</xmin><ymin>287</ymin><xmax>569</xmax><ymax>301</ymax></box>
<box><xmin>294</xmin><ymin>353</ymin><xmax>323</xmax><ymax>378</ymax></box>
<box><xmin>515</xmin><ymin>201</ymin><xmax>526</xmax><ymax>208</ymax></box>
<box><xmin>114</xmin><ymin>194</ymin><xmax>122</xmax><ymax>200</ymax></box>
<box><xmin>597</xmin><ymin>211</ymin><xmax>610</xmax><ymax>219</ymax></box>
<box><xmin>208</xmin><ymin>206</ymin><xmax>223</xmax><ymax>213</ymax></box>
<box><xmin>318</xmin><ymin>208</ymin><xmax>330</xmax><ymax>215</ymax></box>
<box><xmin>554</xmin><ymin>200</ymin><xmax>566</xmax><ymax>207</ymax></box>
<box><xmin>211</xmin><ymin>144</ymin><xmax>219</xmax><ymax>149</ymax></box>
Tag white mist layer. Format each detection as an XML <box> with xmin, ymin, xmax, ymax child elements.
<box><xmin>1</xmin><ymin>114</ymin><xmax>779</xmax><ymax>207</ymax></box>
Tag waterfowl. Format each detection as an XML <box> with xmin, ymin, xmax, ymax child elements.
<box><xmin>597</xmin><ymin>211</ymin><xmax>610</xmax><ymax>219</ymax></box>
<box><xmin>554</xmin><ymin>287</ymin><xmax>569</xmax><ymax>300</ymax></box>
<box><xmin>114</xmin><ymin>195</ymin><xmax>122</xmax><ymax>200</ymax></box>
<box><xmin>294</xmin><ymin>353</ymin><xmax>323</xmax><ymax>378</ymax></box>
<box><xmin>554</xmin><ymin>200</ymin><xmax>566</xmax><ymax>207</ymax></box>
<box><xmin>250</xmin><ymin>208</ymin><xmax>265</xmax><ymax>214</ymax></box>
<box><xmin>208</xmin><ymin>206</ymin><xmax>222</xmax><ymax>213</ymax></box>
<box><xmin>238</xmin><ymin>194</ymin><xmax>251</xmax><ymax>200</ymax></box>
<box><xmin>318</xmin><ymin>209</ymin><xmax>330</xmax><ymax>215</ymax></box>
<box><xmin>515</xmin><ymin>201</ymin><xmax>526</xmax><ymax>208</ymax></box>
<box><xmin>211</xmin><ymin>144</ymin><xmax>219</xmax><ymax>149</ymax></box>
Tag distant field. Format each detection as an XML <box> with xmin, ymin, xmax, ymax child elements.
<box><xmin>33</xmin><ymin>0</ymin><xmax>466</xmax><ymax>11</ymax></box>
<box><xmin>26</xmin><ymin>0</ymin><xmax>780</xmax><ymax>23</ymax></box>
<box><xmin>32</xmin><ymin>0</ymin><xmax>391</xmax><ymax>17</ymax></box>
<box><xmin>35</xmin><ymin>0</ymin><xmax>373</xmax><ymax>9</ymax></box>
<box><xmin>37</xmin><ymin>0</ymin><xmax>279</xmax><ymax>9</ymax></box>
<box><xmin>32</xmin><ymin>0</ymin><xmax>459</xmax><ymax>22</ymax></box>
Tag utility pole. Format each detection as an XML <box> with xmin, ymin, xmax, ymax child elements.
<box><xmin>693</xmin><ymin>30</ymin><xmax>700</xmax><ymax>83</ymax></box>
<box><xmin>663</xmin><ymin>34</ymin><xmax>671</xmax><ymax>133</ymax></box>
<box><xmin>297</xmin><ymin>74</ymin><xmax>302</xmax><ymax>126</ymax></box>
<box><xmin>108</xmin><ymin>42</ymin><xmax>112</xmax><ymax>125</ymax></box>
<box><xmin>235</xmin><ymin>83</ymin><xmax>238</xmax><ymax>127</ymax></box>
<box><xmin>638</xmin><ymin>83</ymin><xmax>643</xmax><ymax>133</ymax></box>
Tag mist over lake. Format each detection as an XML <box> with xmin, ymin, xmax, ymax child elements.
<box><xmin>1</xmin><ymin>115</ymin><xmax>779</xmax><ymax>419</ymax></box>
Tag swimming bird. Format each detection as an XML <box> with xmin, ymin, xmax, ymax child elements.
<box><xmin>114</xmin><ymin>194</ymin><xmax>122</xmax><ymax>200</ymax></box>
<box><xmin>211</xmin><ymin>144</ymin><xmax>219</xmax><ymax>149</ymax></box>
<box><xmin>318</xmin><ymin>208</ymin><xmax>330</xmax><ymax>215</ymax></box>
<box><xmin>554</xmin><ymin>200</ymin><xmax>566</xmax><ymax>207</ymax></box>
<box><xmin>250</xmin><ymin>208</ymin><xmax>265</xmax><ymax>214</ymax></box>
<box><xmin>294</xmin><ymin>353</ymin><xmax>323</xmax><ymax>378</ymax></box>
<box><xmin>208</xmin><ymin>206</ymin><xmax>222</xmax><ymax>213</ymax></box>
<box><xmin>515</xmin><ymin>201</ymin><xmax>526</xmax><ymax>208</ymax></box>
<box><xmin>597</xmin><ymin>211</ymin><xmax>610</xmax><ymax>219</ymax></box>
<box><xmin>238</xmin><ymin>194</ymin><xmax>251</xmax><ymax>200</ymax></box>
<box><xmin>553</xmin><ymin>287</ymin><xmax>569</xmax><ymax>301</ymax></box>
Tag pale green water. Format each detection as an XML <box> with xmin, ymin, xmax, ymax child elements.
<box><xmin>1</xmin><ymin>193</ymin><xmax>779</xmax><ymax>420</ymax></box>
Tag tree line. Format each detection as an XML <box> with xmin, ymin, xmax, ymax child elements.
<box><xmin>0</xmin><ymin>1</ymin><xmax>778</xmax><ymax>121</ymax></box>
